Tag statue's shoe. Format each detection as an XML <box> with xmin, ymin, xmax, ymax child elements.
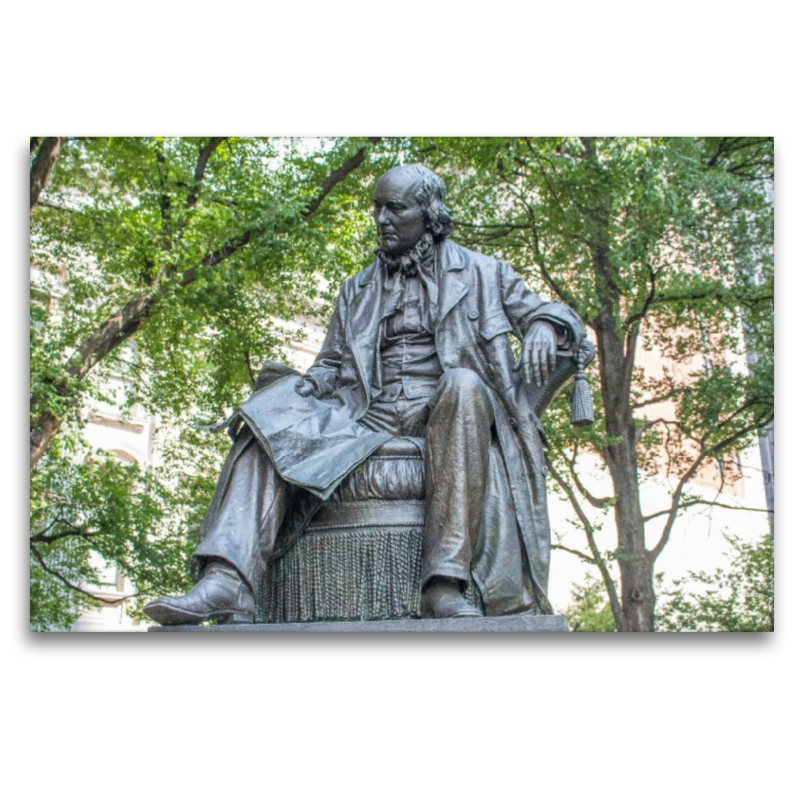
<box><xmin>144</xmin><ymin>563</ymin><xmax>255</xmax><ymax>625</ymax></box>
<box><xmin>421</xmin><ymin>584</ymin><xmax>482</xmax><ymax>619</ymax></box>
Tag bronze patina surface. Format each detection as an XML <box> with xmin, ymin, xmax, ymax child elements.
<box><xmin>145</xmin><ymin>165</ymin><xmax>591</xmax><ymax>627</ymax></box>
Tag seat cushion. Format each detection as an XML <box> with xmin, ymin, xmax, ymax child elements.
<box><xmin>328</xmin><ymin>437</ymin><xmax>425</xmax><ymax>502</ymax></box>
<box><xmin>371</xmin><ymin>436</ymin><xmax>424</xmax><ymax>458</ymax></box>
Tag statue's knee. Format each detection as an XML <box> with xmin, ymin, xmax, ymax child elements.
<box><xmin>440</xmin><ymin>368</ymin><xmax>483</xmax><ymax>392</ymax></box>
<box><xmin>436</xmin><ymin>368</ymin><xmax>489</xmax><ymax>405</ymax></box>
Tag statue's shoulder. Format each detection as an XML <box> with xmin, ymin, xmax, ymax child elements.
<box><xmin>337</xmin><ymin>259</ymin><xmax>379</xmax><ymax>299</ymax></box>
<box><xmin>443</xmin><ymin>240</ymin><xmax>507</xmax><ymax>275</ymax></box>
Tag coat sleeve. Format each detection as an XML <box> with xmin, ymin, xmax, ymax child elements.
<box><xmin>303</xmin><ymin>283</ymin><xmax>349</xmax><ymax>397</ymax></box>
<box><xmin>498</xmin><ymin>261</ymin><xmax>585</xmax><ymax>347</ymax></box>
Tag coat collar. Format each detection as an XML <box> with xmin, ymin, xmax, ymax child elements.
<box><xmin>439</xmin><ymin>239</ymin><xmax>466</xmax><ymax>272</ymax></box>
<box><xmin>356</xmin><ymin>258</ymin><xmax>380</xmax><ymax>288</ymax></box>
<box><xmin>356</xmin><ymin>239</ymin><xmax>466</xmax><ymax>289</ymax></box>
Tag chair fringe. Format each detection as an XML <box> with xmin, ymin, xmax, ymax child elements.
<box><xmin>260</xmin><ymin>526</ymin><xmax>481</xmax><ymax>623</ymax></box>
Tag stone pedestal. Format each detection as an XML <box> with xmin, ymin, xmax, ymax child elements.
<box><xmin>148</xmin><ymin>615</ymin><xmax>569</xmax><ymax>633</ymax></box>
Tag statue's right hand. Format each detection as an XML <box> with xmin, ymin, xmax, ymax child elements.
<box><xmin>295</xmin><ymin>378</ymin><xmax>317</xmax><ymax>398</ymax></box>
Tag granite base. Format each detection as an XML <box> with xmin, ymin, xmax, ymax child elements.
<box><xmin>148</xmin><ymin>615</ymin><xmax>569</xmax><ymax>633</ymax></box>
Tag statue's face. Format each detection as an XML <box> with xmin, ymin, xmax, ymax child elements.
<box><xmin>373</xmin><ymin>170</ymin><xmax>427</xmax><ymax>254</ymax></box>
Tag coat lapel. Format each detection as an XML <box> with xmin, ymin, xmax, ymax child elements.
<box><xmin>436</xmin><ymin>240</ymin><xmax>469</xmax><ymax>329</ymax></box>
<box><xmin>346</xmin><ymin>260</ymin><xmax>384</xmax><ymax>394</ymax></box>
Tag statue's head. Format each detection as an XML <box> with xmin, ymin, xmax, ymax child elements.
<box><xmin>373</xmin><ymin>164</ymin><xmax>453</xmax><ymax>254</ymax></box>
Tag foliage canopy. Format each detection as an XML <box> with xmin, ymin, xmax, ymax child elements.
<box><xmin>29</xmin><ymin>136</ymin><xmax>773</xmax><ymax>631</ymax></box>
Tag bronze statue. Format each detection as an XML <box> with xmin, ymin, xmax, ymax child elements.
<box><xmin>144</xmin><ymin>165</ymin><xmax>588</xmax><ymax>625</ymax></box>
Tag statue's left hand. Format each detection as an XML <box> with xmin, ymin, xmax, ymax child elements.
<box><xmin>514</xmin><ymin>321</ymin><xmax>557</xmax><ymax>387</ymax></box>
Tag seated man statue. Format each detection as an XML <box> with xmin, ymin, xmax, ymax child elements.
<box><xmin>145</xmin><ymin>164</ymin><xmax>586</xmax><ymax>625</ymax></box>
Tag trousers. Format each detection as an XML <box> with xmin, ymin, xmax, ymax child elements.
<box><xmin>193</xmin><ymin>368</ymin><xmax>496</xmax><ymax>594</ymax></box>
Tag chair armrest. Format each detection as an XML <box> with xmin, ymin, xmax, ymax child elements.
<box><xmin>529</xmin><ymin>338</ymin><xmax>596</xmax><ymax>421</ymax></box>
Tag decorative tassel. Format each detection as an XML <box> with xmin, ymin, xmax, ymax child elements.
<box><xmin>571</xmin><ymin>345</ymin><xmax>595</xmax><ymax>427</ymax></box>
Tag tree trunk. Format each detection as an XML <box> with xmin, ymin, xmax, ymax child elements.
<box><xmin>29</xmin><ymin>137</ymin><xmax>383</xmax><ymax>474</ymax></box>
<box><xmin>30</xmin><ymin>137</ymin><xmax>62</xmax><ymax>213</ymax></box>
<box><xmin>29</xmin><ymin>411</ymin><xmax>63</xmax><ymax>472</ymax></box>
<box><xmin>579</xmin><ymin>136</ymin><xmax>655</xmax><ymax>632</ymax></box>
<box><xmin>594</xmin><ymin>313</ymin><xmax>655</xmax><ymax>631</ymax></box>
<box><xmin>29</xmin><ymin>292</ymin><xmax>157</xmax><ymax>472</ymax></box>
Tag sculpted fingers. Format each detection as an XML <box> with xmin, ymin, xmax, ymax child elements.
<box><xmin>533</xmin><ymin>341</ymin><xmax>545</xmax><ymax>386</ymax></box>
<box><xmin>538</xmin><ymin>338</ymin><xmax>555</xmax><ymax>386</ymax></box>
<box><xmin>523</xmin><ymin>337</ymin><xmax>534</xmax><ymax>385</ymax></box>
<box><xmin>513</xmin><ymin>339</ymin><xmax>529</xmax><ymax>379</ymax></box>
<box><xmin>536</xmin><ymin>323</ymin><xmax>558</xmax><ymax>386</ymax></box>
<box><xmin>518</xmin><ymin>324</ymin><xmax>557</xmax><ymax>386</ymax></box>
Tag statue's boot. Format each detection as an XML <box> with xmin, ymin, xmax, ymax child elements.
<box><xmin>421</xmin><ymin>577</ymin><xmax>481</xmax><ymax>618</ymax></box>
<box><xmin>144</xmin><ymin>561</ymin><xmax>255</xmax><ymax>625</ymax></box>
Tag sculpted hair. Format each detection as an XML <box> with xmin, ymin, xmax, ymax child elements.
<box><xmin>397</xmin><ymin>164</ymin><xmax>453</xmax><ymax>242</ymax></box>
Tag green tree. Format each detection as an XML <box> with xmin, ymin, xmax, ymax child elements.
<box><xmin>406</xmin><ymin>136</ymin><xmax>773</xmax><ymax>631</ymax></box>
<box><xmin>563</xmin><ymin>574</ymin><xmax>616</xmax><ymax>632</ymax></box>
<box><xmin>29</xmin><ymin>136</ymin><xmax>386</xmax><ymax>628</ymax></box>
<box><xmin>29</xmin><ymin>455</ymin><xmax>199</xmax><ymax>631</ymax></box>
<box><xmin>30</xmin><ymin>137</ymin><xmax>774</xmax><ymax>632</ymax></box>
<box><xmin>656</xmin><ymin>535</ymin><xmax>774</xmax><ymax>632</ymax></box>
<box><xmin>567</xmin><ymin>532</ymin><xmax>773</xmax><ymax>632</ymax></box>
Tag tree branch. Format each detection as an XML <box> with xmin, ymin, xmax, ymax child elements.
<box><xmin>71</xmin><ymin>293</ymin><xmax>158</xmax><ymax>380</ymax></box>
<box><xmin>536</xmin><ymin>246</ymin><xmax>579</xmax><ymax>308</ymax></box>
<box><xmin>563</xmin><ymin>445</ymin><xmax>613</xmax><ymax>508</ymax></box>
<box><xmin>634</xmin><ymin>417</ymin><xmax>685</xmax><ymax>446</ymax></box>
<box><xmin>186</xmin><ymin>137</ymin><xmax>226</xmax><ymax>210</ymax></box>
<box><xmin>30</xmin><ymin>137</ymin><xmax>62</xmax><ymax>214</ymax></box>
<box><xmin>546</xmin><ymin>455</ymin><xmax>625</xmax><ymax>630</ymax></box>
<box><xmin>648</xmin><ymin>416</ymin><xmax>771</xmax><ymax>564</ymax></box>
<box><xmin>156</xmin><ymin>143</ymin><xmax>172</xmax><ymax>255</ymax></box>
<box><xmin>522</xmin><ymin>189</ymin><xmax>579</xmax><ymax>308</ymax></box>
<box><xmin>30</xmin><ymin>543</ymin><xmax>135</xmax><ymax>607</ymax></box>
<box><xmin>551</xmin><ymin>544</ymin><xmax>595</xmax><ymax>564</ymax></box>
<box><xmin>622</xmin><ymin>322</ymin><xmax>640</xmax><ymax>402</ymax></box>
<box><xmin>707</xmin><ymin>417</ymin><xmax>773</xmax><ymax>458</ymax></box>
<box><xmin>35</xmin><ymin>199</ymin><xmax>76</xmax><ymax>213</ymax></box>
<box><xmin>304</xmin><ymin>137</ymin><xmax>381</xmax><ymax>218</ymax></box>
<box><xmin>30</xmin><ymin>519</ymin><xmax>95</xmax><ymax>544</ymax></box>
<box><xmin>244</xmin><ymin>350</ymin><xmax>256</xmax><ymax>389</ymax></box>
<box><xmin>707</xmin><ymin>137</ymin><xmax>737</xmax><ymax>168</ymax></box>
<box><xmin>643</xmin><ymin>409</ymin><xmax>762</xmax><ymax>562</ymax></box>
<box><xmin>30</xmin><ymin>137</ymin><xmax>384</xmax><ymax>473</ymax></box>
<box><xmin>178</xmin><ymin>231</ymin><xmax>254</xmax><ymax>287</ymax></box>
<box><xmin>643</xmin><ymin>498</ymin><xmax>769</xmax><ymax>524</ymax></box>
<box><xmin>648</xmin><ymin>448</ymin><xmax>706</xmax><ymax>563</ymax></box>
<box><xmin>632</xmin><ymin>387</ymin><xmax>685</xmax><ymax>409</ymax></box>
<box><xmin>524</xmin><ymin>138</ymin><xmax>570</xmax><ymax>219</ymax></box>
<box><xmin>623</xmin><ymin>263</ymin><xmax>657</xmax><ymax>328</ymax></box>
<box><xmin>651</xmin><ymin>288</ymin><xmax>772</xmax><ymax>310</ymax></box>
<box><xmin>180</xmin><ymin>137</ymin><xmax>382</xmax><ymax>288</ymax></box>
